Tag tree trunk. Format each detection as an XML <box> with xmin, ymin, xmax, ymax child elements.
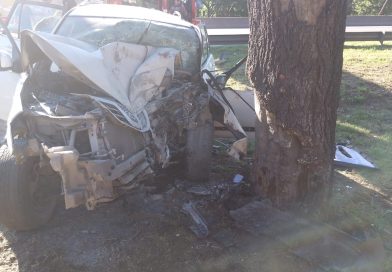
<box><xmin>247</xmin><ymin>0</ymin><xmax>347</xmax><ymax>208</ymax></box>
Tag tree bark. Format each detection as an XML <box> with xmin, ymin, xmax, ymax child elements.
<box><xmin>247</xmin><ymin>0</ymin><xmax>347</xmax><ymax>208</ymax></box>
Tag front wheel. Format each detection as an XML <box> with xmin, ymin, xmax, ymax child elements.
<box><xmin>0</xmin><ymin>145</ymin><xmax>60</xmax><ymax>231</ymax></box>
<box><xmin>185</xmin><ymin>108</ymin><xmax>214</xmax><ymax>182</ymax></box>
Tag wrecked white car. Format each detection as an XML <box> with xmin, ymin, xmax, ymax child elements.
<box><xmin>0</xmin><ymin>5</ymin><xmax>246</xmax><ymax>230</ymax></box>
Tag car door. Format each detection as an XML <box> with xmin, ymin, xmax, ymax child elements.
<box><xmin>0</xmin><ymin>29</ymin><xmax>20</xmax><ymax>121</ymax></box>
<box><xmin>0</xmin><ymin>1</ymin><xmax>63</xmax><ymax>121</ymax></box>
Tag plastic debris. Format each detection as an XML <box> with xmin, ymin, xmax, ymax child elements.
<box><xmin>233</xmin><ymin>174</ymin><xmax>244</xmax><ymax>184</ymax></box>
<box><xmin>334</xmin><ymin>145</ymin><xmax>376</xmax><ymax>169</ymax></box>
<box><xmin>182</xmin><ymin>202</ymin><xmax>209</xmax><ymax>238</ymax></box>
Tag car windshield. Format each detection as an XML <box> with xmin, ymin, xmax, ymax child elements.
<box><xmin>56</xmin><ymin>16</ymin><xmax>200</xmax><ymax>74</ymax></box>
<box><xmin>7</xmin><ymin>3</ymin><xmax>63</xmax><ymax>35</ymax></box>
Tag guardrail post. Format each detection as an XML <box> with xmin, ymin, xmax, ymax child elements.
<box><xmin>379</xmin><ymin>32</ymin><xmax>385</xmax><ymax>46</ymax></box>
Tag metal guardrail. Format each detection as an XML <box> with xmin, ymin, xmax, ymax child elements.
<box><xmin>200</xmin><ymin>16</ymin><xmax>392</xmax><ymax>45</ymax></box>
<box><xmin>346</xmin><ymin>15</ymin><xmax>392</xmax><ymax>26</ymax></box>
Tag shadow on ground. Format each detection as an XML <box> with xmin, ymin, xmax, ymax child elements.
<box><xmin>0</xmin><ymin>174</ymin><xmax>316</xmax><ymax>272</ymax></box>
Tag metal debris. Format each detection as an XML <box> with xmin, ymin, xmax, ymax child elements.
<box><xmin>186</xmin><ymin>185</ymin><xmax>213</xmax><ymax>196</ymax></box>
<box><xmin>182</xmin><ymin>202</ymin><xmax>209</xmax><ymax>238</ymax></box>
<box><xmin>334</xmin><ymin>145</ymin><xmax>376</xmax><ymax>169</ymax></box>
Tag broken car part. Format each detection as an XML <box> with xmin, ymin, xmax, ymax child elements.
<box><xmin>6</xmin><ymin>31</ymin><xmax>211</xmax><ymax>211</ymax></box>
<box><xmin>182</xmin><ymin>202</ymin><xmax>209</xmax><ymax>238</ymax></box>
<box><xmin>0</xmin><ymin>5</ymin><xmax>248</xmax><ymax>231</ymax></box>
<box><xmin>334</xmin><ymin>145</ymin><xmax>376</xmax><ymax>169</ymax></box>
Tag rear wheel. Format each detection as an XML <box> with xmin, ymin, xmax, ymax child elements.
<box><xmin>0</xmin><ymin>145</ymin><xmax>59</xmax><ymax>231</ymax></box>
<box><xmin>185</xmin><ymin>108</ymin><xmax>214</xmax><ymax>182</ymax></box>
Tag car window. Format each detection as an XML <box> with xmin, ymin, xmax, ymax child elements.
<box><xmin>139</xmin><ymin>22</ymin><xmax>200</xmax><ymax>74</ymax></box>
<box><xmin>6</xmin><ymin>4</ymin><xmax>21</xmax><ymax>34</ymax></box>
<box><xmin>7</xmin><ymin>3</ymin><xmax>62</xmax><ymax>36</ymax></box>
<box><xmin>56</xmin><ymin>16</ymin><xmax>200</xmax><ymax>74</ymax></box>
<box><xmin>57</xmin><ymin>17</ymin><xmax>150</xmax><ymax>46</ymax></box>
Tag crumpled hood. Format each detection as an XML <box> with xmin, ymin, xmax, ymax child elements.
<box><xmin>20</xmin><ymin>30</ymin><xmax>178</xmax><ymax>111</ymax></box>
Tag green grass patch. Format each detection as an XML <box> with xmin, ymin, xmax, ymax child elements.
<box><xmin>211</xmin><ymin>45</ymin><xmax>249</xmax><ymax>90</ymax></box>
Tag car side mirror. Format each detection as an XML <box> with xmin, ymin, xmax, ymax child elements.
<box><xmin>0</xmin><ymin>50</ymin><xmax>13</xmax><ymax>71</ymax></box>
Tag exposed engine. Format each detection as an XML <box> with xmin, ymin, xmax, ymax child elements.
<box><xmin>9</xmin><ymin>62</ymin><xmax>209</xmax><ymax>210</ymax></box>
<box><xmin>6</xmin><ymin>31</ymin><xmax>244</xmax><ymax>211</ymax></box>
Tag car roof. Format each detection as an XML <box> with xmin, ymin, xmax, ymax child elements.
<box><xmin>68</xmin><ymin>4</ymin><xmax>195</xmax><ymax>28</ymax></box>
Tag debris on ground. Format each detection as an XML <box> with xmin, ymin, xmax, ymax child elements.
<box><xmin>186</xmin><ymin>185</ymin><xmax>213</xmax><ymax>196</ymax></box>
<box><xmin>0</xmin><ymin>118</ymin><xmax>386</xmax><ymax>271</ymax></box>
<box><xmin>182</xmin><ymin>202</ymin><xmax>209</xmax><ymax>238</ymax></box>
<box><xmin>232</xmin><ymin>174</ymin><xmax>244</xmax><ymax>184</ymax></box>
<box><xmin>0</xmin><ymin>165</ymin><xmax>386</xmax><ymax>271</ymax></box>
<box><xmin>334</xmin><ymin>145</ymin><xmax>377</xmax><ymax>169</ymax></box>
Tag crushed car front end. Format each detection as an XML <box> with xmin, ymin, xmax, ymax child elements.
<box><xmin>0</xmin><ymin>5</ymin><xmax>247</xmax><ymax>231</ymax></box>
<box><xmin>7</xmin><ymin>29</ymin><xmax>210</xmax><ymax>210</ymax></box>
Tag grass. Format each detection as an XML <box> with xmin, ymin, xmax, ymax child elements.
<box><xmin>212</xmin><ymin>41</ymin><xmax>392</xmax><ymax>271</ymax></box>
<box><xmin>337</xmin><ymin>42</ymin><xmax>392</xmax><ymax>191</ymax></box>
<box><xmin>334</xmin><ymin>43</ymin><xmax>392</xmax><ymax>271</ymax></box>
<box><xmin>210</xmin><ymin>45</ymin><xmax>249</xmax><ymax>90</ymax></box>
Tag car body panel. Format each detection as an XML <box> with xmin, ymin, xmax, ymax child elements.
<box><xmin>5</xmin><ymin>5</ymin><xmax>247</xmax><ymax>210</ymax></box>
<box><xmin>0</xmin><ymin>32</ymin><xmax>20</xmax><ymax>120</ymax></box>
<box><xmin>63</xmin><ymin>4</ymin><xmax>195</xmax><ymax>28</ymax></box>
<box><xmin>0</xmin><ymin>0</ymin><xmax>63</xmax><ymax>121</ymax></box>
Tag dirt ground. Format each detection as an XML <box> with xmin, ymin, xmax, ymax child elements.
<box><xmin>0</xmin><ymin>138</ymin><xmax>384</xmax><ymax>272</ymax></box>
<box><xmin>0</xmin><ymin>135</ymin><xmax>318</xmax><ymax>272</ymax></box>
<box><xmin>0</xmin><ymin>119</ymin><xmax>388</xmax><ymax>272</ymax></box>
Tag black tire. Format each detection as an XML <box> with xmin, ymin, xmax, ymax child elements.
<box><xmin>185</xmin><ymin>108</ymin><xmax>214</xmax><ymax>182</ymax></box>
<box><xmin>0</xmin><ymin>145</ymin><xmax>59</xmax><ymax>231</ymax></box>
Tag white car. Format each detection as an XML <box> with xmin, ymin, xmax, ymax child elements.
<box><xmin>0</xmin><ymin>4</ymin><xmax>246</xmax><ymax>230</ymax></box>
<box><xmin>0</xmin><ymin>0</ymin><xmax>63</xmax><ymax>120</ymax></box>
